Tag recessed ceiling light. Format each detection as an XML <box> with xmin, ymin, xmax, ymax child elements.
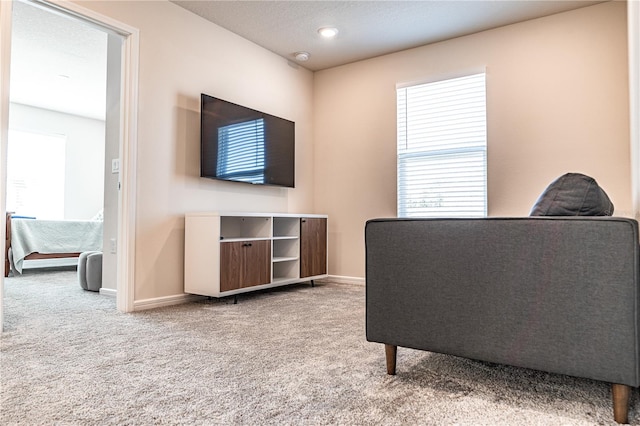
<box><xmin>294</xmin><ymin>51</ymin><xmax>310</xmax><ymax>62</ymax></box>
<box><xmin>318</xmin><ymin>27</ymin><xmax>339</xmax><ymax>38</ymax></box>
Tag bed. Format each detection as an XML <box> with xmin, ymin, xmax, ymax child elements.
<box><xmin>4</xmin><ymin>213</ymin><xmax>103</xmax><ymax>276</ymax></box>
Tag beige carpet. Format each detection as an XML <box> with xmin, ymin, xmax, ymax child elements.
<box><xmin>0</xmin><ymin>267</ymin><xmax>636</xmax><ymax>425</ymax></box>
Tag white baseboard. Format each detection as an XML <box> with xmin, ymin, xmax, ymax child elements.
<box><xmin>99</xmin><ymin>287</ymin><xmax>117</xmax><ymax>297</ymax></box>
<box><xmin>318</xmin><ymin>275</ymin><xmax>365</xmax><ymax>286</ymax></box>
<box><xmin>133</xmin><ymin>293</ymin><xmax>205</xmax><ymax>311</ymax></box>
<box><xmin>131</xmin><ymin>276</ymin><xmax>364</xmax><ymax>311</ymax></box>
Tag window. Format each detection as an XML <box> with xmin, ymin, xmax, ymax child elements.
<box><xmin>6</xmin><ymin>130</ymin><xmax>66</xmax><ymax>219</ymax></box>
<box><xmin>397</xmin><ymin>73</ymin><xmax>487</xmax><ymax>218</ymax></box>
<box><xmin>217</xmin><ymin>118</ymin><xmax>265</xmax><ymax>184</ymax></box>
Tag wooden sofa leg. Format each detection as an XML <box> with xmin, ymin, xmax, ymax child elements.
<box><xmin>385</xmin><ymin>344</ymin><xmax>397</xmax><ymax>375</ymax></box>
<box><xmin>612</xmin><ymin>383</ymin><xmax>630</xmax><ymax>424</ymax></box>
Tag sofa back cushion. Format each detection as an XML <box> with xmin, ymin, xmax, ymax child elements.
<box><xmin>530</xmin><ymin>173</ymin><xmax>614</xmax><ymax>216</ymax></box>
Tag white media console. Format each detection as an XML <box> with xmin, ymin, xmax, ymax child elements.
<box><xmin>184</xmin><ymin>212</ymin><xmax>328</xmax><ymax>298</ymax></box>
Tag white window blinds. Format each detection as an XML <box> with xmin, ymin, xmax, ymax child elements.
<box><xmin>397</xmin><ymin>73</ymin><xmax>487</xmax><ymax>218</ymax></box>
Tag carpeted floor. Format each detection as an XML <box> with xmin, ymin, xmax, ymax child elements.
<box><xmin>0</xmin><ymin>268</ymin><xmax>637</xmax><ymax>425</ymax></box>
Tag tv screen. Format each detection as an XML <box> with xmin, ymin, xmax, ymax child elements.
<box><xmin>200</xmin><ymin>93</ymin><xmax>295</xmax><ymax>188</ymax></box>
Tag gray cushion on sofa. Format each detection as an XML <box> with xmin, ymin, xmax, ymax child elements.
<box><xmin>530</xmin><ymin>173</ymin><xmax>614</xmax><ymax>216</ymax></box>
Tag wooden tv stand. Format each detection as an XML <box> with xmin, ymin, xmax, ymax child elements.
<box><xmin>184</xmin><ymin>212</ymin><xmax>328</xmax><ymax>298</ymax></box>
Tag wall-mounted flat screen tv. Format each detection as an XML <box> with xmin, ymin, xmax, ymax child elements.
<box><xmin>200</xmin><ymin>93</ymin><xmax>295</xmax><ymax>188</ymax></box>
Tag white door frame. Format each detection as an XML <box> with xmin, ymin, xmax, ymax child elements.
<box><xmin>0</xmin><ymin>0</ymin><xmax>139</xmax><ymax>330</ymax></box>
<box><xmin>0</xmin><ymin>0</ymin><xmax>13</xmax><ymax>331</ymax></box>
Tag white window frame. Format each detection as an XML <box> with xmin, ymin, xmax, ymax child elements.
<box><xmin>397</xmin><ymin>73</ymin><xmax>487</xmax><ymax>218</ymax></box>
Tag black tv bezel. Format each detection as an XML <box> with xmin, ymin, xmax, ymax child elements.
<box><xmin>200</xmin><ymin>93</ymin><xmax>295</xmax><ymax>188</ymax></box>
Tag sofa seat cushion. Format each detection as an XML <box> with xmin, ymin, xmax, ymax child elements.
<box><xmin>530</xmin><ymin>173</ymin><xmax>614</xmax><ymax>216</ymax></box>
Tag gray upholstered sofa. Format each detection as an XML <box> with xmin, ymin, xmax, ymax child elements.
<box><xmin>365</xmin><ymin>216</ymin><xmax>639</xmax><ymax>423</ymax></box>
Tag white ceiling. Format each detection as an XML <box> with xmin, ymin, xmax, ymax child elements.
<box><xmin>171</xmin><ymin>0</ymin><xmax>606</xmax><ymax>71</ymax></box>
<box><xmin>9</xmin><ymin>0</ymin><xmax>605</xmax><ymax>120</ymax></box>
<box><xmin>9</xmin><ymin>0</ymin><xmax>107</xmax><ymax>120</ymax></box>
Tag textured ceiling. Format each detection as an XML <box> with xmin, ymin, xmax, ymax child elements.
<box><xmin>10</xmin><ymin>0</ymin><xmax>107</xmax><ymax>120</ymax></box>
<box><xmin>9</xmin><ymin>0</ymin><xmax>606</xmax><ymax>119</ymax></box>
<box><xmin>171</xmin><ymin>0</ymin><xmax>605</xmax><ymax>71</ymax></box>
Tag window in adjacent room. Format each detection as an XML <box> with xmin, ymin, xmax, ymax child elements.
<box><xmin>6</xmin><ymin>129</ymin><xmax>66</xmax><ymax>219</ymax></box>
<box><xmin>397</xmin><ymin>72</ymin><xmax>487</xmax><ymax>218</ymax></box>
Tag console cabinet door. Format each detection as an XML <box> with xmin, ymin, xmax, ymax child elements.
<box><xmin>220</xmin><ymin>240</ymin><xmax>271</xmax><ymax>292</ymax></box>
<box><xmin>300</xmin><ymin>218</ymin><xmax>327</xmax><ymax>278</ymax></box>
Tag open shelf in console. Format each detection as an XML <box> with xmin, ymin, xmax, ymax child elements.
<box><xmin>273</xmin><ymin>238</ymin><xmax>299</xmax><ymax>263</ymax></box>
<box><xmin>220</xmin><ymin>216</ymin><xmax>271</xmax><ymax>241</ymax></box>
<box><xmin>273</xmin><ymin>217</ymin><xmax>300</xmax><ymax>238</ymax></box>
<box><xmin>272</xmin><ymin>259</ymin><xmax>300</xmax><ymax>282</ymax></box>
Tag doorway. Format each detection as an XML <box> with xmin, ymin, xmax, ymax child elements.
<box><xmin>7</xmin><ymin>0</ymin><xmax>110</xmax><ymax>299</ymax></box>
<box><xmin>0</xmin><ymin>0</ymin><xmax>139</xmax><ymax>330</ymax></box>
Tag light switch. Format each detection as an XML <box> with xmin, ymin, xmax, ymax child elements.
<box><xmin>111</xmin><ymin>158</ymin><xmax>120</xmax><ymax>174</ymax></box>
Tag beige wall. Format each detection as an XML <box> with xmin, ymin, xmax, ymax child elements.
<box><xmin>74</xmin><ymin>1</ymin><xmax>630</xmax><ymax>294</ymax></box>
<box><xmin>314</xmin><ymin>1</ymin><xmax>630</xmax><ymax>279</ymax></box>
<box><xmin>77</xmin><ymin>1</ymin><xmax>315</xmax><ymax>301</ymax></box>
